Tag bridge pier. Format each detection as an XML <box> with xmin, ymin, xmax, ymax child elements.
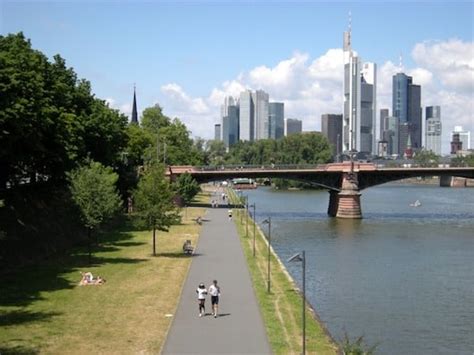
<box><xmin>335</xmin><ymin>172</ymin><xmax>362</xmax><ymax>219</ymax></box>
<box><xmin>327</xmin><ymin>190</ymin><xmax>339</xmax><ymax>217</ymax></box>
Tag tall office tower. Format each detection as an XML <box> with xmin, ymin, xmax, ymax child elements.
<box><xmin>361</xmin><ymin>62</ymin><xmax>377</xmax><ymax>153</ymax></box>
<box><xmin>392</xmin><ymin>72</ymin><xmax>422</xmax><ymax>153</ymax></box>
<box><xmin>425</xmin><ymin>106</ymin><xmax>442</xmax><ymax>155</ymax></box>
<box><xmin>239</xmin><ymin>90</ymin><xmax>254</xmax><ymax>141</ymax></box>
<box><xmin>321</xmin><ymin>114</ymin><xmax>343</xmax><ymax>157</ymax></box>
<box><xmin>214</xmin><ymin>124</ymin><xmax>221</xmax><ymax>141</ymax></box>
<box><xmin>222</xmin><ymin>105</ymin><xmax>239</xmax><ymax>148</ymax></box>
<box><xmin>284</xmin><ymin>118</ymin><xmax>302</xmax><ymax>136</ymax></box>
<box><xmin>269</xmin><ymin>102</ymin><xmax>285</xmax><ymax>139</ymax></box>
<box><xmin>453</xmin><ymin>126</ymin><xmax>471</xmax><ymax>150</ymax></box>
<box><xmin>131</xmin><ymin>86</ymin><xmax>138</xmax><ymax>124</ymax></box>
<box><xmin>379</xmin><ymin>108</ymin><xmax>389</xmax><ymax>141</ymax></box>
<box><xmin>252</xmin><ymin>90</ymin><xmax>270</xmax><ymax>140</ymax></box>
<box><xmin>342</xmin><ymin>18</ymin><xmax>376</xmax><ymax>154</ymax></box>
<box><xmin>383</xmin><ymin>116</ymin><xmax>399</xmax><ymax>156</ymax></box>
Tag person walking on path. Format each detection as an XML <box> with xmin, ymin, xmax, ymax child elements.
<box><xmin>196</xmin><ymin>283</ymin><xmax>208</xmax><ymax>317</ymax></box>
<box><xmin>228</xmin><ymin>209</ymin><xmax>232</xmax><ymax>220</ymax></box>
<box><xmin>208</xmin><ymin>280</ymin><xmax>221</xmax><ymax>318</ymax></box>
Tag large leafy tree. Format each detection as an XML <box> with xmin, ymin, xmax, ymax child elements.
<box><xmin>0</xmin><ymin>32</ymin><xmax>128</xmax><ymax>190</ymax></box>
<box><xmin>68</xmin><ymin>160</ymin><xmax>122</xmax><ymax>261</ymax></box>
<box><xmin>413</xmin><ymin>150</ymin><xmax>440</xmax><ymax>167</ymax></box>
<box><xmin>133</xmin><ymin>163</ymin><xmax>180</xmax><ymax>256</ymax></box>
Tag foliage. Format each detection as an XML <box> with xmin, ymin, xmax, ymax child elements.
<box><xmin>174</xmin><ymin>172</ymin><xmax>201</xmax><ymax>204</ymax></box>
<box><xmin>0</xmin><ymin>32</ymin><xmax>128</xmax><ymax>189</ymax></box>
<box><xmin>68</xmin><ymin>160</ymin><xmax>122</xmax><ymax>230</ymax></box>
<box><xmin>413</xmin><ymin>150</ymin><xmax>440</xmax><ymax>167</ymax></box>
<box><xmin>340</xmin><ymin>333</ymin><xmax>377</xmax><ymax>355</ymax></box>
<box><xmin>451</xmin><ymin>154</ymin><xmax>474</xmax><ymax>167</ymax></box>
<box><xmin>133</xmin><ymin>163</ymin><xmax>180</xmax><ymax>255</ymax></box>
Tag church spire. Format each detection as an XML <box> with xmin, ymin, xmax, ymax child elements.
<box><xmin>131</xmin><ymin>84</ymin><xmax>138</xmax><ymax>125</ymax></box>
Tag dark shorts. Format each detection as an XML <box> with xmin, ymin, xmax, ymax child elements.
<box><xmin>211</xmin><ymin>295</ymin><xmax>219</xmax><ymax>305</ymax></box>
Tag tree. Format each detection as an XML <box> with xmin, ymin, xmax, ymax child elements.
<box><xmin>451</xmin><ymin>154</ymin><xmax>474</xmax><ymax>167</ymax></box>
<box><xmin>68</xmin><ymin>160</ymin><xmax>122</xmax><ymax>262</ymax></box>
<box><xmin>413</xmin><ymin>150</ymin><xmax>440</xmax><ymax>167</ymax></box>
<box><xmin>133</xmin><ymin>163</ymin><xmax>180</xmax><ymax>256</ymax></box>
<box><xmin>174</xmin><ymin>172</ymin><xmax>201</xmax><ymax>205</ymax></box>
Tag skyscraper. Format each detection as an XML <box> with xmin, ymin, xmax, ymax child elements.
<box><xmin>239</xmin><ymin>90</ymin><xmax>254</xmax><ymax>141</ymax></box>
<box><xmin>252</xmin><ymin>90</ymin><xmax>270</xmax><ymax>140</ymax></box>
<box><xmin>284</xmin><ymin>118</ymin><xmax>302</xmax><ymax>136</ymax></box>
<box><xmin>214</xmin><ymin>124</ymin><xmax>221</xmax><ymax>141</ymax></box>
<box><xmin>269</xmin><ymin>102</ymin><xmax>284</xmax><ymax>139</ymax></box>
<box><xmin>321</xmin><ymin>114</ymin><xmax>343</xmax><ymax>157</ymax></box>
<box><xmin>379</xmin><ymin>108</ymin><xmax>389</xmax><ymax>141</ymax></box>
<box><xmin>425</xmin><ymin>106</ymin><xmax>442</xmax><ymax>155</ymax></box>
<box><xmin>131</xmin><ymin>85</ymin><xmax>138</xmax><ymax>124</ymax></box>
<box><xmin>385</xmin><ymin>116</ymin><xmax>399</xmax><ymax>156</ymax></box>
<box><xmin>392</xmin><ymin>72</ymin><xmax>422</xmax><ymax>153</ymax></box>
<box><xmin>342</xmin><ymin>17</ymin><xmax>376</xmax><ymax>155</ymax></box>
<box><xmin>222</xmin><ymin>105</ymin><xmax>239</xmax><ymax>148</ymax></box>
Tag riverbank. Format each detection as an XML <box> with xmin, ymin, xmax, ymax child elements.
<box><xmin>228</xmin><ymin>188</ymin><xmax>339</xmax><ymax>354</ymax></box>
<box><xmin>0</xmin><ymin>196</ymin><xmax>207</xmax><ymax>354</ymax></box>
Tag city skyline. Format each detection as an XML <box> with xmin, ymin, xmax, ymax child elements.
<box><xmin>2</xmin><ymin>1</ymin><xmax>472</xmax><ymax>153</ymax></box>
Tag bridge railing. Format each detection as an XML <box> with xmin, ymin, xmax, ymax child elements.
<box><xmin>193</xmin><ymin>164</ymin><xmax>327</xmax><ymax>171</ymax></box>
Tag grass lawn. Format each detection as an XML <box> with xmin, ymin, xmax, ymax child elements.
<box><xmin>228</xmin><ymin>189</ymin><xmax>339</xmax><ymax>355</ymax></box>
<box><xmin>0</xmin><ymin>194</ymin><xmax>208</xmax><ymax>354</ymax></box>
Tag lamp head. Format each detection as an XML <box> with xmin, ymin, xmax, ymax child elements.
<box><xmin>287</xmin><ymin>252</ymin><xmax>304</xmax><ymax>263</ymax></box>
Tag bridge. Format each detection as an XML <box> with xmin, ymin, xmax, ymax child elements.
<box><xmin>166</xmin><ymin>163</ymin><xmax>474</xmax><ymax>219</ymax></box>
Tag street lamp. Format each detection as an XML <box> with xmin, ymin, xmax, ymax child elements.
<box><xmin>262</xmin><ymin>217</ymin><xmax>272</xmax><ymax>293</ymax></box>
<box><xmin>249</xmin><ymin>203</ymin><xmax>256</xmax><ymax>257</ymax></box>
<box><xmin>288</xmin><ymin>251</ymin><xmax>306</xmax><ymax>355</ymax></box>
<box><xmin>245</xmin><ymin>199</ymin><xmax>249</xmax><ymax>237</ymax></box>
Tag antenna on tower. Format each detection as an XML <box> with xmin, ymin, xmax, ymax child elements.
<box><xmin>348</xmin><ymin>11</ymin><xmax>352</xmax><ymax>46</ymax></box>
<box><xmin>399</xmin><ymin>53</ymin><xmax>403</xmax><ymax>72</ymax></box>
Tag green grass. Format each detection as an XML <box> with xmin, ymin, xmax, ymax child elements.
<box><xmin>228</xmin><ymin>188</ymin><xmax>339</xmax><ymax>355</ymax></box>
<box><xmin>0</xmin><ymin>194</ymin><xmax>208</xmax><ymax>354</ymax></box>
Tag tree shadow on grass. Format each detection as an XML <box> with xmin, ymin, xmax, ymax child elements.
<box><xmin>0</xmin><ymin>310</ymin><xmax>61</xmax><ymax>326</ymax></box>
<box><xmin>0</xmin><ymin>345</ymin><xmax>39</xmax><ymax>355</ymax></box>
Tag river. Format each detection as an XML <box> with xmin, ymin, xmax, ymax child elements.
<box><xmin>243</xmin><ymin>184</ymin><xmax>474</xmax><ymax>354</ymax></box>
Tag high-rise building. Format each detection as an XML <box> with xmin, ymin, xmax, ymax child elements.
<box><xmin>269</xmin><ymin>102</ymin><xmax>284</xmax><ymax>139</ymax></box>
<box><xmin>379</xmin><ymin>108</ymin><xmax>389</xmax><ymax>141</ymax></box>
<box><xmin>392</xmin><ymin>72</ymin><xmax>422</xmax><ymax>153</ymax></box>
<box><xmin>453</xmin><ymin>126</ymin><xmax>471</xmax><ymax>150</ymax></box>
<box><xmin>425</xmin><ymin>106</ymin><xmax>442</xmax><ymax>155</ymax></box>
<box><xmin>384</xmin><ymin>116</ymin><xmax>399</xmax><ymax>156</ymax></box>
<box><xmin>321</xmin><ymin>114</ymin><xmax>343</xmax><ymax>157</ymax></box>
<box><xmin>252</xmin><ymin>90</ymin><xmax>270</xmax><ymax>140</ymax></box>
<box><xmin>451</xmin><ymin>133</ymin><xmax>463</xmax><ymax>154</ymax></box>
<box><xmin>342</xmin><ymin>19</ymin><xmax>376</xmax><ymax>154</ymax></box>
<box><xmin>131</xmin><ymin>86</ymin><xmax>138</xmax><ymax>124</ymax></box>
<box><xmin>222</xmin><ymin>105</ymin><xmax>239</xmax><ymax>148</ymax></box>
<box><xmin>214</xmin><ymin>124</ymin><xmax>221</xmax><ymax>141</ymax></box>
<box><xmin>284</xmin><ymin>118</ymin><xmax>302</xmax><ymax>136</ymax></box>
<box><xmin>239</xmin><ymin>90</ymin><xmax>254</xmax><ymax>141</ymax></box>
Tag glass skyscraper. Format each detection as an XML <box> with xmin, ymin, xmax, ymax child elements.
<box><xmin>425</xmin><ymin>106</ymin><xmax>442</xmax><ymax>155</ymax></box>
<box><xmin>269</xmin><ymin>102</ymin><xmax>284</xmax><ymax>139</ymax></box>
<box><xmin>239</xmin><ymin>90</ymin><xmax>254</xmax><ymax>141</ymax></box>
<box><xmin>252</xmin><ymin>90</ymin><xmax>270</xmax><ymax>140</ymax></box>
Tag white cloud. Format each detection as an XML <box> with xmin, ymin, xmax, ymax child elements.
<box><xmin>158</xmin><ymin>40</ymin><xmax>473</xmax><ymax>153</ymax></box>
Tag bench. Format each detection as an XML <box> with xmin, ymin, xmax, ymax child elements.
<box><xmin>183</xmin><ymin>240</ymin><xmax>194</xmax><ymax>255</ymax></box>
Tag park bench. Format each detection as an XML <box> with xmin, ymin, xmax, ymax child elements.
<box><xmin>183</xmin><ymin>240</ymin><xmax>194</xmax><ymax>255</ymax></box>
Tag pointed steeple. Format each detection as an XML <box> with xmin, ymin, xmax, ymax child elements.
<box><xmin>131</xmin><ymin>84</ymin><xmax>138</xmax><ymax>125</ymax></box>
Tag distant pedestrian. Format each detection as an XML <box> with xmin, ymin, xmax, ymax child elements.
<box><xmin>208</xmin><ymin>280</ymin><xmax>221</xmax><ymax>318</ymax></box>
<box><xmin>228</xmin><ymin>209</ymin><xmax>232</xmax><ymax>220</ymax></box>
<box><xmin>196</xmin><ymin>283</ymin><xmax>208</xmax><ymax>317</ymax></box>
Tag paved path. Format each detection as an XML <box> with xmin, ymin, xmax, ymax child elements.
<box><xmin>162</xmin><ymin>207</ymin><xmax>271</xmax><ymax>354</ymax></box>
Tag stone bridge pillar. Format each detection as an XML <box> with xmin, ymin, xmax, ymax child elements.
<box><xmin>335</xmin><ymin>171</ymin><xmax>362</xmax><ymax>219</ymax></box>
<box><xmin>327</xmin><ymin>190</ymin><xmax>339</xmax><ymax>217</ymax></box>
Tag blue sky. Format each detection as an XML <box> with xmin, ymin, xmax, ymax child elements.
<box><xmin>1</xmin><ymin>1</ymin><xmax>473</xmax><ymax>152</ymax></box>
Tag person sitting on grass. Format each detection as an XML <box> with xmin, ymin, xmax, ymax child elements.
<box><xmin>79</xmin><ymin>272</ymin><xmax>106</xmax><ymax>286</ymax></box>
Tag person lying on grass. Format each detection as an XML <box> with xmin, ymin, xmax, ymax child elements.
<box><xmin>79</xmin><ymin>272</ymin><xmax>106</xmax><ymax>286</ymax></box>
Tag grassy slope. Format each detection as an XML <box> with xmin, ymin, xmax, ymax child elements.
<box><xmin>0</xmin><ymin>195</ymin><xmax>208</xmax><ymax>354</ymax></box>
<box><xmin>228</xmin><ymin>189</ymin><xmax>339</xmax><ymax>355</ymax></box>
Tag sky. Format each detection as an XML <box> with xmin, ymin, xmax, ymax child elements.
<box><xmin>1</xmin><ymin>0</ymin><xmax>473</xmax><ymax>154</ymax></box>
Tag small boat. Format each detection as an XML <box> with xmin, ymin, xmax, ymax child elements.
<box><xmin>410</xmin><ymin>200</ymin><xmax>422</xmax><ymax>207</ymax></box>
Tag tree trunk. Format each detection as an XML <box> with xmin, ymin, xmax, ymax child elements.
<box><xmin>152</xmin><ymin>226</ymin><xmax>156</xmax><ymax>256</ymax></box>
<box><xmin>88</xmin><ymin>228</ymin><xmax>92</xmax><ymax>264</ymax></box>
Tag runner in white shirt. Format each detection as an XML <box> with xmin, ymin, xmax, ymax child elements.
<box><xmin>196</xmin><ymin>283</ymin><xmax>208</xmax><ymax>317</ymax></box>
<box><xmin>208</xmin><ymin>280</ymin><xmax>221</xmax><ymax>318</ymax></box>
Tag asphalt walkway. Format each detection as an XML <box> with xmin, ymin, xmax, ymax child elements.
<box><xmin>162</xmin><ymin>207</ymin><xmax>271</xmax><ymax>354</ymax></box>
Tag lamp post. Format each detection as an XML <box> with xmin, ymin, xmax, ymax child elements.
<box><xmin>245</xmin><ymin>199</ymin><xmax>249</xmax><ymax>237</ymax></box>
<box><xmin>262</xmin><ymin>217</ymin><xmax>272</xmax><ymax>293</ymax></box>
<box><xmin>288</xmin><ymin>251</ymin><xmax>306</xmax><ymax>355</ymax></box>
<box><xmin>249</xmin><ymin>203</ymin><xmax>256</xmax><ymax>257</ymax></box>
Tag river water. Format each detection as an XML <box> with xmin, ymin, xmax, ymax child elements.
<box><xmin>243</xmin><ymin>184</ymin><xmax>474</xmax><ymax>354</ymax></box>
